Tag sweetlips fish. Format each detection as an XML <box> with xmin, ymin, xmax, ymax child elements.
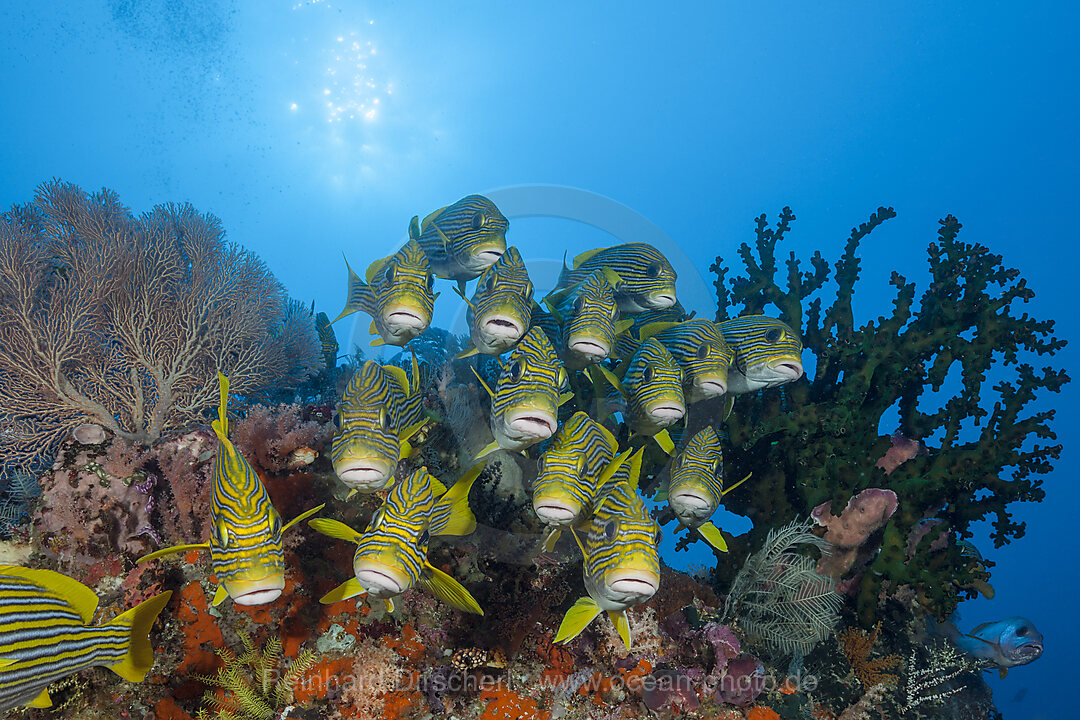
<box><xmin>661</xmin><ymin>426</ymin><xmax>750</xmax><ymax>552</ymax></box>
<box><xmin>717</xmin><ymin>315</ymin><xmax>804</xmax><ymax>393</ymax></box>
<box><xmin>545</xmin><ymin>269</ymin><xmax>634</xmax><ymax>370</ymax></box>
<box><xmin>553</xmin><ymin>243</ymin><xmax>677</xmax><ymax>312</ymax></box>
<box><xmin>138</xmin><ymin>373</ymin><xmax>324</xmax><ymax>606</ymax></box>
<box><xmin>634</xmin><ymin>320</ymin><xmax>734</xmax><ymax>402</ymax></box>
<box><xmin>334</xmin><ymin>239</ymin><xmax>436</xmax><ymax>347</ymax></box>
<box><xmin>532</xmin><ymin>411</ymin><xmax>633</xmax><ymax>550</ymax></box>
<box><xmin>309</xmin><ymin>465</ymin><xmax>484</xmax><ymax>615</ymax></box>
<box><xmin>411</xmin><ymin>194</ymin><xmax>509</xmax><ymax>290</ymax></box>
<box><xmin>601</xmin><ymin>337</ymin><xmax>684</xmax><ymax>453</ymax></box>
<box><xmin>0</xmin><ymin>566</ymin><xmax>171</xmax><ymax>712</ymax></box>
<box><xmin>331</xmin><ymin>356</ymin><xmax>428</xmax><ymax>495</ymax></box>
<box><xmin>457</xmin><ymin>246</ymin><xmax>534</xmax><ymax>356</ymax></box>
<box><xmin>555</xmin><ymin>448</ymin><xmax>661</xmax><ymax>649</ymax></box>
<box><xmin>952</xmin><ymin>617</ymin><xmax>1043</xmax><ymax>677</ymax></box>
<box><xmin>612</xmin><ymin>301</ymin><xmax>692</xmax><ymax>361</ymax></box>
<box><xmin>473</xmin><ymin>326</ymin><xmax>571</xmax><ymax>457</ymax></box>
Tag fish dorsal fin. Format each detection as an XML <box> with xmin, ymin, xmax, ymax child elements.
<box><xmin>654</xmin><ymin>429</ymin><xmax>675</xmax><ymax>455</ymax></box>
<box><xmin>282</xmin><ymin>504</ymin><xmax>325</xmax><ymax>533</ymax></box>
<box><xmin>212</xmin><ymin>372</ymin><xmax>230</xmax><ymax>441</ymax></box>
<box><xmin>409</xmin><ymin>215</ymin><xmax>421</xmax><ymax>241</ymax></box>
<box><xmin>308</xmin><ymin>518</ymin><xmax>365</xmax><ymax>544</ymax></box>
<box><xmin>211</xmin><ymin>585</ymin><xmax>229</xmax><ymax>606</ymax></box>
<box><xmin>969</xmin><ymin>621</ymin><xmax>994</xmax><ymax>636</ymax></box>
<box><xmin>430</xmin><ymin>463</ymin><xmax>482</xmax><ymax>536</ymax></box>
<box><xmin>609</xmin><ymin>609</ymin><xmax>632</xmax><ymax>649</ymax></box>
<box><xmin>555</xmin><ymin>596</ymin><xmax>603</xmax><ymax>644</ymax></box>
<box><xmin>136</xmin><ymin>542</ymin><xmax>210</xmax><ymax>565</ymax></box>
<box><xmin>319</xmin><ymin>578</ymin><xmax>366</xmax><ymax>604</ymax></box>
<box><xmin>572</xmin><ymin>247</ymin><xmax>604</xmax><ymax>269</ymax></box>
<box><xmin>27</xmin><ymin>689</ymin><xmax>52</xmax><ymax>708</ymax></box>
<box><xmin>0</xmin><ymin>566</ymin><xmax>100</xmax><ymax>624</ymax></box>
<box><xmin>470</xmin><ymin>366</ymin><xmax>495</xmax><ymax>398</ymax></box>
<box><xmin>421</xmin><ymin>206</ymin><xmax>448</xmax><ymax>231</ymax></box>
<box><xmin>365</xmin><ymin>256</ymin><xmax>389</xmax><ymax>284</ymax></box>
<box><xmin>638</xmin><ymin>321</ymin><xmax>681</xmax><ymax>341</ymax></box>
<box><xmin>697</xmin><ymin>522</ymin><xmax>729</xmax><ymax>552</ymax></box>
<box><xmin>384</xmin><ymin>365</ymin><xmax>410</xmax><ymax>395</ymax></box>
<box><xmin>420</xmin><ymin>564</ymin><xmax>484</xmax><ymax>615</ymax></box>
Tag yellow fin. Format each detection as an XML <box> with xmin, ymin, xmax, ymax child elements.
<box><xmin>370</xmin><ymin>336</ymin><xmax>387</xmax><ymax>347</ymax></box>
<box><xmin>429</xmin><ymin>476</ymin><xmax>449</xmax><ymax>497</ymax></box>
<box><xmin>638</xmin><ymin>321</ymin><xmax>681</xmax><ymax>341</ymax></box>
<box><xmin>697</xmin><ymin>522</ymin><xmax>729</xmax><ymax>552</ymax></box>
<box><xmin>346</xmin><ymin>489</ymin><xmax>359</xmax><ymax>501</ymax></box>
<box><xmin>542</xmin><ymin>527</ymin><xmax>562</xmax><ymax>553</ymax></box>
<box><xmin>595</xmin><ymin>449</ymin><xmax>634</xmax><ymax>495</ymax></box>
<box><xmin>369</xmin><ymin>320</ymin><xmax>378</xmax><ymax>335</ymax></box>
<box><xmin>332</xmin><ymin>255</ymin><xmax>366</xmax><ymax>323</ymax></box>
<box><xmin>27</xmin><ymin>689</ymin><xmax>51</xmax><ymax>708</ymax></box>
<box><xmin>410</xmin><ymin>351</ymin><xmax>420</xmax><ymax>394</ymax></box>
<box><xmin>211</xmin><ymin>585</ymin><xmax>228</xmax><ymax>607</ymax></box>
<box><xmin>455</xmin><ymin>346</ymin><xmax>480</xmax><ymax>359</ymax></box>
<box><xmin>600</xmin><ymin>267</ymin><xmax>623</xmax><ymax>288</ymax></box>
<box><xmin>136</xmin><ymin>542</ymin><xmax>210</xmax><ymax>565</ymax></box>
<box><xmin>385</xmin><ymin>365</ymin><xmax>410</xmax><ymax>395</ymax></box>
<box><xmin>626</xmin><ymin>447</ymin><xmax>646</xmax><ymax>493</ymax></box>
<box><xmin>474</xmin><ymin>441</ymin><xmax>501</xmax><ymax>460</ymax></box>
<box><xmin>320</xmin><ymin>578</ymin><xmax>366</xmax><ymax>604</ymax></box>
<box><xmin>599</xmin><ymin>366</ymin><xmax>625</xmax><ymax>396</ymax></box>
<box><xmin>555</xmin><ymin>596</ymin><xmax>603</xmax><ymax>644</ymax></box>
<box><xmin>721</xmin><ymin>472</ymin><xmax>754</xmax><ymax>496</ymax></box>
<box><xmin>365</xmin><ymin>256</ymin><xmax>389</xmax><ymax>284</ymax></box>
<box><xmin>104</xmin><ymin>590</ymin><xmax>173</xmax><ymax>682</ymax></box>
<box><xmin>282</xmin><ymin>504</ymin><xmax>325</xmax><ymax>533</ymax></box>
<box><xmin>308</xmin><ymin>518</ymin><xmax>365</xmax><ymax>544</ymax></box>
<box><xmin>430</xmin><ymin>463</ymin><xmax>482</xmax><ymax>536</ymax></box>
<box><xmin>609</xmin><ymin>609</ymin><xmax>632</xmax><ymax>649</ymax></box>
<box><xmin>470</xmin><ymin>366</ymin><xmax>495</xmax><ymax>398</ymax></box>
<box><xmin>420</xmin><ymin>564</ymin><xmax>484</xmax><ymax>615</ymax></box>
<box><xmin>421</xmin><ymin>206</ymin><xmax>448</xmax><ymax>230</ymax></box>
<box><xmin>723</xmin><ymin>395</ymin><xmax>735</xmax><ymax>421</ymax></box>
<box><xmin>613</xmin><ymin>318</ymin><xmax>635</xmax><ymax>335</ymax></box>
<box><xmin>654</xmin><ymin>429</ymin><xmax>675</xmax><ymax>455</ymax></box>
<box><xmin>572</xmin><ymin>247</ymin><xmax>603</xmax><ymax>269</ymax></box>
<box><xmin>383</xmin><ymin>598</ymin><xmax>395</xmax><ymax>613</ymax></box>
<box><xmin>0</xmin><ymin>566</ymin><xmax>100</xmax><ymax>624</ymax></box>
<box><xmin>558</xmin><ymin>391</ymin><xmax>575</xmax><ymax>407</ymax></box>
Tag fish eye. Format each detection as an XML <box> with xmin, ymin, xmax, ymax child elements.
<box><xmin>765</xmin><ymin>327</ymin><xmax>783</xmax><ymax>343</ymax></box>
<box><xmin>643</xmin><ymin>366</ymin><xmax>654</xmax><ymax>382</ymax></box>
<box><xmin>696</xmin><ymin>344</ymin><xmax>709</xmax><ymax>360</ymax></box>
<box><xmin>1017</xmin><ymin>626</ymin><xmax>1029</xmax><ymax>636</ymax></box>
<box><xmin>572</xmin><ymin>296</ymin><xmax>585</xmax><ymax>315</ymax></box>
<box><xmin>472</xmin><ymin>212</ymin><xmax>485</xmax><ymax>230</ymax></box>
<box><xmin>508</xmin><ymin>360</ymin><xmax>524</xmax><ymax>382</ymax></box>
<box><xmin>604</xmin><ymin>521</ymin><xmax>617</xmax><ymax>539</ymax></box>
<box><xmin>378</xmin><ymin>407</ymin><xmax>389</xmax><ymax>429</ymax></box>
<box><xmin>655</xmin><ymin>527</ymin><xmax>662</xmax><ymax>544</ymax></box>
<box><xmin>427</xmin><ymin>274</ymin><xmax>435</xmax><ymax>291</ymax></box>
<box><xmin>419</xmin><ymin>530</ymin><xmax>430</xmax><ymax>545</ymax></box>
<box><xmin>270</xmin><ymin>512</ymin><xmax>282</xmax><ymax>536</ymax></box>
<box><xmin>646</xmin><ymin>262</ymin><xmax>661</xmax><ymax>279</ymax></box>
<box><xmin>384</xmin><ymin>264</ymin><xmax>395</xmax><ymax>284</ymax></box>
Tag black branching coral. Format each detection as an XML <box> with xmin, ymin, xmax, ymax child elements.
<box><xmin>703</xmin><ymin>207</ymin><xmax>1067</xmax><ymax>624</ymax></box>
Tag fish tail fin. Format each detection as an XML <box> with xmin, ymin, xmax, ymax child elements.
<box><xmin>333</xmin><ymin>255</ymin><xmax>375</xmax><ymax>322</ymax></box>
<box><xmin>103</xmin><ymin>590</ymin><xmax>173</xmax><ymax>682</ymax></box>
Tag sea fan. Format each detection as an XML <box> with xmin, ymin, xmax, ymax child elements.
<box><xmin>722</xmin><ymin>517</ymin><xmax>842</xmax><ymax>657</ymax></box>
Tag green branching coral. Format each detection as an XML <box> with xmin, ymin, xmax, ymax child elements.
<box><xmin>704</xmin><ymin>208</ymin><xmax>1067</xmax><ymax>624</ymax></box>
<box><xmin>195</xmin><ymin>633</ymin><xmax>317</xmax><ymax>720</ymax></box>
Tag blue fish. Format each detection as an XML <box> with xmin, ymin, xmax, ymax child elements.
<box><xmin>952</xmin><ymin>617</ymin><xmax>1043</xmax><ymax>676</ymax></box>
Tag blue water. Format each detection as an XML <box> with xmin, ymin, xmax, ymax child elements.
<box><xmin>1</xmin><ymin>3</ymin><xmax>1074</xmax><ymax>718</ymax></box>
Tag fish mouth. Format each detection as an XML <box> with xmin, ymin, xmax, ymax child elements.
<box><xmin>482</xmin><ymin>315</ymin><xmax>523</xmax><ymax>339</ymax></box>
<box><xmin>772</xmin><ymin>361</ymin><xmax>804</xmax><ymax>380</ymax></box>
<box><xmin>606</xmin><ymin>571</ymin><xmax>660</xmax><ymax>601</ymax></box>
<box><xmin>227</xmin><ymin>577</ymin><xmax>286</xmax><ymax>606</ymax></box>
<box><xmin>384</xmin><ymin>307</ymin><xmax>428</xmax><ymax>330</ymax></box>
<box><xmin>647</xmin><ymin>293</ymin><xmax>676</xmax><ymax>309</ymax></box>
<box><xmin>505</xmin><ymin>409</ymin><xmax>557</xmax><ymax>439</ymax></box>
<box><xmin>693</xmin><ymin>377</ymin><xmax>727</xmax><ymax>397</ymax></box>
<box><xmin>533</xmin><ymin>499</ymin><xmax>580</xmax><ymax>524</ymax></box>
<box><xmin>335</xmin><ymin>459</ymin><xmax>394</xmax><ymax>491</ymax></box>
<box><xmin>1013</xmin><ymin>643</ymin><xmax>1043</xmax><ymax>662</ymax></box>
<box><xmin>473</xmin><ymin>248</ymin><xmax>505</xmax><ymax>267</ymax></box>
<box><xmin>645</xmin><ymin>402</ymin><xmax>685</xmax><ymax>424</ymax></box>
<box><xmin>670</xmin><ymin>490</ymin><xmax>711</xmax><ymax>511</ymax></box>
<box><xmin>354</xmin><ymin>563</ymin><xmax>408</xmax><ymax>595</ymax></box>
<box><xmin>568</xmin><ymin>337</ymin><xmax>610</xmax><ymax>359</ymax></box>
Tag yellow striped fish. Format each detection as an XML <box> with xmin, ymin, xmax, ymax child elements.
<box><xmin>545</xmin><ymin>270</ymin><xmax>633</xmax><ymax>370</ymax></box>
<box><xmin>0</xmin><ymin>566</ymin><xmax>171</xmax><ymax>711</ymax></box>
<box><xmin>331</xmin><ymin>358</ymin><xmax>427</xmax><ymax>494</ymax></box>
<box><xmin>411</xmin><ymin>194</ymin><xmax>508</xmax><ymax>290</ymax></box>
<box><xmin>474</xmin><ymin>326</ymin><xmax>570</xmax><ymax>457</ymax></box>
<box><xmin>309</xmin><ymin>465</ymin><xmax>484</xmax><ymax>615</ymax></box>
<box><xmin>138</xmin><ymin>373</ymin><xmax>323</xmax><ymax>607</ymax></box>
<box><xmin>663</xmin><ymin>426</ymin><xmax>750</xmax><ymax>552</ymax></box>
<box><xmin>555</xmin><ymin>449</ymin><xmax>660</xmax><ymax>649</ymax></box>
<box><xmin>334</xmin><ymin>239</ymin><xmax>436</xmax><ymax>347</ymax></box>
<box><xmin>636</xmin><ymin>320</ymin><xmax>734</xmax><ymax>402</ymax></box>
<box><xmin>553</xmin><ymin>243</ymin><xmax>677</xmax><ymax>312</ymax></box>
<box><xmin>717</xmin><ymin>315</ymin><xmax>804</xmax><ymax>393</ymax></box>
<box><xmin>612</xmin><ymin>301</ymin><xmax>691</xmax><ymax>361</ymax></box>
<box><xmin>601</xmin><ymin>338</ymin><xmax>685</xmax><ymax>452</ymax></box>
<box><xmin>457</xmin><ymin>246</ymin><xmax>534</xmax><ymax>356</ymax></box>
<box><xmin>532</xmin><ymin>412</ymin><xmax>632</xmax><ymax>550</ymax></box>
<box><xmin>315</xmin><ymin>309</ymin><xmax>339</xmax><ymax>369</ymax></box>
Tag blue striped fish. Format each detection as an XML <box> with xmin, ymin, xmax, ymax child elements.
<box><xmin>601</xmin><ymin>338</ymin><xmax>684</xmax><ymax>452</ymax></box>
<box><xmin>716</xmin><ymin>315</ymin><xmax>804</xmax><ymax>394</ymax></box>
<box><xmin>0</xmin><ymin>567</ymin><xmax>171</xmax><ymax>711</ymax></box>
<box><xmin>555</xmin><ymin>449</ymin><xmax>660</xmax><ymax>649</ymax></box>
<box><xmin>315</xmin><ymin>309</ymin><xmax>339</xmax><ymax>368</ymax></box>
<box><xmin>545</xmin><ymin>270</ymin><xmax>633</xmax><ymax>370</ymax></box>
<box><xmin>532</xmin><ymin>412</ymin><xmax>631</xmax><ymax>550</ymax></box>
<box><xmin>457</xmin><ymin>246</ymin><xmax>534</xmax><ymax>356</ymax></box>
<box><xmin>612</xmin><ymin>302</ymin><xmax>691</xmax><ymax>361</ymax></box>
<box><xmin>138</xmin><ymin>373</ymin><xmax>323</xmax><ymax>607</ymax></box>
<box><xmin>553</xmin><ymin>243</ymin><xmax>677</xmax><ymax>312</ymax></box>
<box><xmin>309</xmin><ymin>465</ymin><xmax>484</xmax><ymax>615</ymax></box>
<box><xmin>663</xmin><ymin>426</ymin><xmax>750</xmax><ymax>551</ymax></box>
<box><xmin>474</xmin><ymin>326</ymin><xmax>570</xmax><ymax>457</ymax></box>
<box><xmin>637</xmin><ymin>320</ymin><xmax>734</xmax><ymax>402</ymax></box>
<box><xmin>411</xmin><ymin>194</ymin><xmax>508</xmax><ymax>289</ymax></box>
<box><xmin>331</xmin><ymin>357</ymin><xmax>427</xmax><ymax>495</ymax></box>
<box><xmin>334</xmin><ymin>239</ymin><xmax>436</xmax><ymax>347</ymax></box>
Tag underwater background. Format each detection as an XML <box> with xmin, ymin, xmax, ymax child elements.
<box><xmin>0</xmin><ymin>2</ymin><xmax>1075</xmax><ymax>720</ymax></box>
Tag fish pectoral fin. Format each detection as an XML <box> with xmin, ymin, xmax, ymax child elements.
<box><xmin>370</xmin><ymin>336</ymin><xmax>387</xmax><ymax>347</ymax></box>
<box><xmin>136</xmin><ymin>542</ymin><xmax>211</xmax><ymax>565</ymax></box>
<box><xmin>474</xmin><ymin>441</ymin><xmax>501</xmax><ymax>460</ymax></box>
<box><xmin>0</xmin><ymin>658</ymin><xmax>15</xmax><ymax>670</ymax></box>
<box><xmin>308</xmin><ymin>518</ymin><xmax>364</xmax><ymax>544</ymax></box>
<box><xmin>542</xmin><ymin>527</ymin><xmax>562</xmax><ymax>553</ymax></box>
<box><xmin>697</xmin><ymin>522</ymin><xmax>729</xmax><ymax>552</ymax></box>
<box><xmin>598</xmin><ymin>366</ymin><xmax>625</xmax><ymax>396</ymax></box>
<box><xmin>320</xmin><ymin>578</ymin><xmax>367</xmax><ymax>604</ymax></box>
<box><xmin>600</xmin><ymin>267</ymin><xmax>623</xmax><ymax>288</ymax></box>
<box><xmin>345</xmin><ymin>489</ymin><xmax>359</xmax><ymax>501</ymax></box>
<box><xmin>555</xmin><ymin>596</ymin><xmax>603</xmax><ymax>644</ymax></box>
<box><xmin>609</xmin><ymin>610</ymin><xmax>632</xmax><ymax>650</ymax></box>
<box><xmin>558</xmin><ymin>391</ymin><xmax>575</xmax><ymax>407</ymax></box>
<box><xmin>456</xmin><ymin>279</ymin><xmax>468</xmax><ymax>297</ymax></box>
<box><xmin>282</xmin><ymin>504</ymin><xmax>326</xmax><ymax>533</ymax></box>
<box><xmin>104</xmin><ymin>590</ymin><xmax>172</xmax><ymax>683</ymax></box>
<box><xmin>455</xmin><ymin>346</ymin><xmax>480</xmax><ymax>359</ymax></box>
<box><xmin>434</xmin><ymin>224</ymin><xmax>454</xmax><ymax>252</ymax></box>
<box><xmin>654</xmin><ymin>429</ymin><xmax>675</xmax><ymax>455</ymax></box>
<box><xmin>409</xmin><ymin>215</ymin><xmax>421</xmax><ymax>240</ymax></box>
<box><xmin>27</xmin><ymin>689</ymin><xmax>52</xmax><ymax>708</ymax></box>
<box><xmin>722</xmin><ymin>395</ymin><xmax>735</xmax><ymax>421</ymax></box>
<box><xmin>638</xmin><ymin>321</ymin><xmax>680</xmax><ymax>341</ymax></box>
<box><xmin>612</xmin><ymin>318</ymin><xmax>635</xmax><ymax>335</ymax></box>
<box><xmin>654</xmin><ymin>485</ymin><xmax>669</xmax><ymax>502</ymax></box>
<box><xmin>470</xmin><ymin>366</ymin><xmax>495</xmax><ymax>399</ymax></box>
<box><xmin>420</xmin><ymin>564</ymin><xmax>484</xmax><ymax>615</ymax></box>
<box><xmin>211</xmin><ymin>585</ymin><xmax>229</xmax><ymax>607</ymax></box>
<box><xmin>382</xmin><ymin>598</ymin><xmax>395</xmax><ymax>613</ymax></box>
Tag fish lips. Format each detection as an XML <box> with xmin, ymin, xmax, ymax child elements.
<box><xmin>354</xmin><ymin>562</ymin><xmax>410</xmax><ymax>597</ymax></box>
<box><xmin>567</xmin><ymin>336</ymin><xmax>611</xmax><ymax>360</ymax></box>
<box><xmin>643</xmin><ymin>291</ymin><xmax>677</xmax><ymax>310</ymax></box>
<box><xmin>227</xmin><ymin>576</ymin><xmax>286</xmax><ymax>606</ymax></box>
<box><xmin>504</xmin><ymin>408</ymin><xmax>557</xmax><ymax>440</ymax></box>
<box><xmin>1009</xmin><ymin>641</ymin><xmax>1043</xmax><ymax>664</ymax></box>
<box><xmin>533</xmin><ymin>497</ymin><xmax>582</xmax><ymax>525</ymax></box>
<box><xmin>669</xmin><ymin>490</ymin><xmax>716</xmax><ymax>524</ymax></box>
<box><xmin>604</xmin><ymin>570</ymin><xmax>660</xmax><ymax>604</ymax></box>
<box><xmin>643</xmin><ymin>401</ymin><xmax>685</xmax><ymax>426</ymax></box>
<box><xmin>335</xmin><ymin>458</ymin><xmax>395</xmax><ymax>491</ymax></box>
<box><xmin>692</xmin><ymin>375</ymin><xmax>728</xmax><ymax>397</ymax></box>
<box><xmin>478</xmin><ymin>313</ymin><xmax>525</xmax><ymax>344</ymax></box>
<box><xmin>382</xmin><ymin>305</ymin><xmax>429</xmax><ymax>331</ymax></box>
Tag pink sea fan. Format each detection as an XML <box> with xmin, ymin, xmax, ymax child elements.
<box><xmin>231</xmin><ymin>403</ymin><xmax>334</xmax><ymax>474</ymax></box>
